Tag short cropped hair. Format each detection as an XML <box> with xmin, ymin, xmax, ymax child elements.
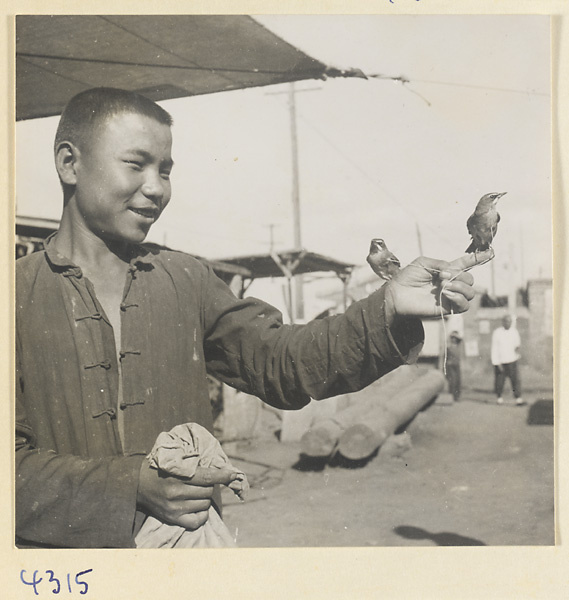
<box><xmin>54</xmin><ymin>87</ymin><xmax>173</xmax><ymax>152</ymax></box>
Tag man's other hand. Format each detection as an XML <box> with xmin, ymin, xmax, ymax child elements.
<box><xmin>137</xmin><ymin>462</ymin><xmax>237</xmax><ymax>530</ymax></box>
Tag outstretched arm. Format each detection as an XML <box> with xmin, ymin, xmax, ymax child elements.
<box><xmin>202</xmin><ymin>252</ymin><xmax>483</xmax><ymax>409</ymax></box>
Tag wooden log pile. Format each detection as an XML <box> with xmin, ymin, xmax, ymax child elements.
<box><xmin>300</xmin><ymin>366</ymin><xmax>445</xmax><ymax>462</ymax></box>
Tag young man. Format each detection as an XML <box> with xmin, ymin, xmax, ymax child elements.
<box><xmin>16</xmin><ymin>88</ymin><xmax>486</xmax><ymax>548</ymax></box>
<box><xmin>491</xmin><ymin>314</ymin><xmax>524</xmax><ymax>405</ymax></box>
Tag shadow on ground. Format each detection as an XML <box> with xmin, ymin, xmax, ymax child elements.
<box><xmin>527</xmin><ymin>399</ymin><xmax>554</xmax><ymax>425</ymax></box>
<box><xmin>394</xmin><ymin>525</ymin><xmax>486</xmax><ymax>546</ymax></box>
<box><xmin>292</xmin><ymin>449</ymin><xmax>379</xmax><ymax>472</ymax></box>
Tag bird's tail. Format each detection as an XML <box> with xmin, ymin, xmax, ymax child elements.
<box><xmin>465</xmin><ymin>240</ymin><xmax>489</xmax><ymax>253</ymax></box>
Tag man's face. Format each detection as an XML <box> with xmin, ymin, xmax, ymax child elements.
<box><xmin>72</xmin><ymin>112</ymin><xmax>173</xmax><ymax>244</ymax></box>
<box><xmin>503</xmin><ymin>316</ymin><xmax>512</xmax><ymax>329</ymax></box>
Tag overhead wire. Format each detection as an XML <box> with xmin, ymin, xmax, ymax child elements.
<box><xmin>366</xmin><ymin>72</ymin><xmax>549</xmax><ymax>97</ymax></box>
<box><xmin>273</xmin><ymin>69</ymin><xmax>546</xmax><ymax>255</ymax></box>
<box><xmin>408</xmin><ymin>77</ymin><xmax>549</xmax><ymax>98</ymax></box>
<box><xmin>293</xmin><ymin>109</ymin><xmax>458</xmax><ymax>253</ymax></box>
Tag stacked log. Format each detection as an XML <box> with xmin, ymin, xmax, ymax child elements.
<box><xmin>337</xmin><ymin>369</ymin><xmax>445</xmax><ymax>460</ymax></box>
<box><xmin>300</xmin><ymin>364</ymin><xmax>428</xmax><ymax>458</ymax></box>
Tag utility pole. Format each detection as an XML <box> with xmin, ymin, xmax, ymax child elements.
<box><xmin>415</xmin><ymin>221</ymin><xmax>424</xmax><ymax>256</ymax></box>
<box><xmin>266</xmin><ymin>83</ymin><xmax>321</xmax><ymax>322</ymax></box>
<box><xmin>519</xmin><ymin>221</ymin><xmax>525</xmax><ymax>287</ymax></box>
<box><xmin>508</xmin><ymin>242</ymin><xmax>517</xmax><ymax>315</ymax></box>
<box><xmin>266</xmin><ymin>223</ymin><xmax>277</xmax><ymax>252</ymax></box>
<box><xmin>288</xmin><ymin>82</ymin><xmax>304</xmax><ymax>321</ymax></box>
<box><xmin>289</xmin><ymin>83</ymin><xmax>302</xmax><ymax>252</ymax></box>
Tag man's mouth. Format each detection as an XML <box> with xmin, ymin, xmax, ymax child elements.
<box><xmin>129</xmin><ymin>207</ymin><xmax>158</xmax><ymax>220</ymax></box>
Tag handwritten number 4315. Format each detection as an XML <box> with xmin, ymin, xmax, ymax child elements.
<box><xmin>20</xmin><ymin>569</ymin><xmax>93</xmax><ymax>596</ymax></box>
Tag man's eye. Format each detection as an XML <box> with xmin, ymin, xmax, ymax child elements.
<box><xmin>160</xmin><ymin>170</ymin><xmax>171</xmax><ymax>180</ymax></box>
<box><xmin>125</xmin><ymin>160</ymin><xmax>143</xmax><ymax>170</ymax></box>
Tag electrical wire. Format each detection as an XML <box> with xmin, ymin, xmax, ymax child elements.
<box><xmin>294</xmin><ymin>110</ymin><xmax>458</xmax><ymax>253</ymax></box>
<box><xmin>367</xmin><ymin>72</ymin><xmax>549</xmax><ymax>97</ymax></box>
<box><xmin>410</xmin><ymin>77</ymin><xmax>549</xmax><ymax>98</ymax></box>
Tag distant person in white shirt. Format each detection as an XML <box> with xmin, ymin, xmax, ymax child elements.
<box><xmin>491</xmin><ymin>314</ymin><xmax>524</xmax><ymax>406</ymax></box>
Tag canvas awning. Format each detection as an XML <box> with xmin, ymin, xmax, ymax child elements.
<box><xmin>16</xmin><ymin>15</ymin><xmax>364</xmax><ymax>121</ymax></box>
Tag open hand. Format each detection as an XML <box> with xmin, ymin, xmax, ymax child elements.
<box><xmin>385</xmin><ymin>249</ymin><xmax>493</xmax><ymax>319</ymax></box>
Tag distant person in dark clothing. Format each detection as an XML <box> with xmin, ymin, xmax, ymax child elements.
<box><xmin>446</xmin><ymin>331</ymin><xmax>462</xmax><ymax>402</ymax></box>
<box><xmin>491</xmin><ymin>314</ymin><xmax>524</xmax><ymax>405</ymax></box>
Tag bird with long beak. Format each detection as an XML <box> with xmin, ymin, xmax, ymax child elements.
<box><xmin>465</xmin><ymin>192</ymin><xmax>506</xmax><ymax>254</ymax></box>
<box><xmin>367</xmin><ymin>238</ymin><xmax>401</xmax><ymax>281</ymax></box>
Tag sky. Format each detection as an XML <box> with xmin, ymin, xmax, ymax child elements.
<box><xmin>16</xmin><ymin>15</ymin><xmax>552</xmax><ymax>312</ymax></box>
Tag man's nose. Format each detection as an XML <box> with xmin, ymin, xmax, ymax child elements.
<box><xmin>141</xmin><ymin>168</ymin><xmax>167</xmax><ymax>203</ymax></box>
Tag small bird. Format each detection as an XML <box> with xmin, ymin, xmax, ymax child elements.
<box><xmin>465</xmin><ymin>192</ymin><xmax>506</xmax><ymax>254</ymax></box>
<box><xmin>367</xmin><ymin>238</ymin><xmax>401</xmax><ymax>280</ymax></box>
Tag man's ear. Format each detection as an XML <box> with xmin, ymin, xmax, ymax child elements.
<box><xmin>55</xmin><ymin>141</ymin><xmax>80</xmax><ymax>186</ymax></box>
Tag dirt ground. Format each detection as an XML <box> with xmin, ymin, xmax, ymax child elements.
<box><xmin>220</xmin><ymin>369</ymin><xmax>554</xmax><ymax>547</ymax></box>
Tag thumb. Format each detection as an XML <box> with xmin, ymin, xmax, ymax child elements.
<box><xmin>190</xmin><ymin>466</ymin><xmax>238</xmax><ymax>487</ymax></box>
<box><xmin>449</xmin><ymin>249</ymin><xmax>494</xmax><ymax>271</ymax></box>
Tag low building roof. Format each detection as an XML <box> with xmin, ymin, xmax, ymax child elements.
<box><xmin>216</xmin><ymin>249</ymin><xmax>355</xmax><ymax>280</ymax></box>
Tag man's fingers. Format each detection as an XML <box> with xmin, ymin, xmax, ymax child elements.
<box><xmin>409</xmin><ymin>251</ymin><xmax>494</xmax><ymax>275</ymax></box>
<box><xmin>190</xmin><ymin>467</ymin><xmax>238</xmax><ymax>487</ymax></box>
<box><xmin>178</xmin><ymin>499</ymin><xmax>211</xmax><ymax>513</ymax></box>
<box><xmin>440</xmin><ymin>269</ymin><xmax>474</xmax><ymax>286</ymax></box>
<box><xmin>441</xmin><ymin>288</ymin><xmax>471</xmax><ymax>313</ymax></box>
<box><xmin>407</xmin><ymin>256</ymin><xmax>445</xmax><ymax>272</ymax></box>
<box><xmin>176</xmin><ymin>510</ymin><xmax>210</xmax><ymax>531</ymax></box>
<box><xmin>406</xmin><ymin>256</ymin><xmax>475</xmax><ymax>285</ymax></box>
<box><xmin>449</xmin><ymin>249</ymin><xmax>494</xmax><ymax>271</ymax></box>
<box><xmin>441</xmin><ymin>279</ymin><xmax>475</xmax><ymax>301</ymax></box>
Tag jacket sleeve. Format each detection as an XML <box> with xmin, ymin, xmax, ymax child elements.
<box><xmin>15</xmin><ymin>346</ymin><xmax>145</xmax><ymax>549</ymax></box>
<box><xmin>202</xmin><ymin>267</ymin><xmax>424</xmax><ymax>410</ymax></box>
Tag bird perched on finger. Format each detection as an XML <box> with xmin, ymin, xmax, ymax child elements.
<box><xmin>465</xmin><ymin>192</ymin><xmax>506</xmax><ymax>254</ymax></box>
<box><xmin>367</xmin><ymin>238</ymin><xmax>401</xmax><ymax>280</ymax></box>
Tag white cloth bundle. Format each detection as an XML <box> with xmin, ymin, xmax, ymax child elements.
<box><xmin>135</xmin><ymin>423</ymin><xmax>248</xmax><ymax>548</ymax></box>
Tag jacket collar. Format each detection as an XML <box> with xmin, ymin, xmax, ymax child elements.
<box><xmin>43</xmin><ymin>232</ymin><xmax>155</xmax><ymax>277</ymax></box>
